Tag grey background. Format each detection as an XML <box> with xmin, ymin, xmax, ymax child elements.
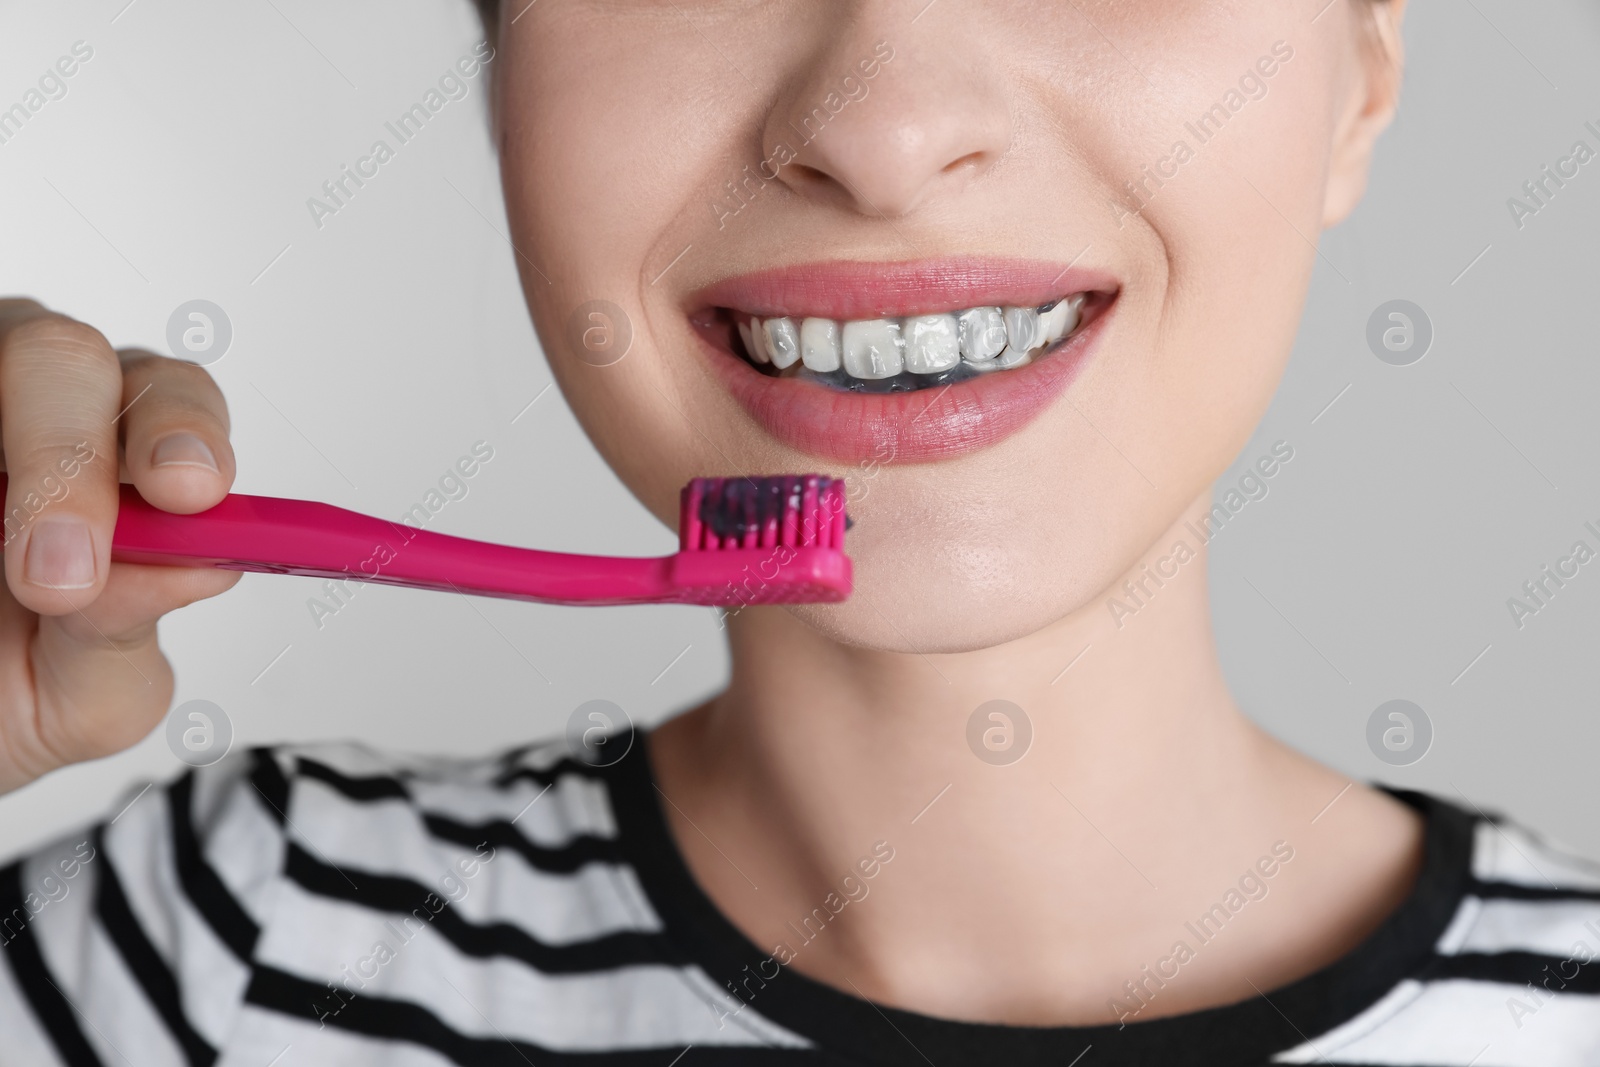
<box><xmin>0</xmin><ymin>0</ymin><xmax>1595</xmax><ymax>860</ymax></box>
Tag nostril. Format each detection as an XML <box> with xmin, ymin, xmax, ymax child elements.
<box><xmin>941</xmin><ymin>151</ymin><xmax>987</xmax><ymax>176</ymax></box>
<box><xmin>761</xmin><ymin>61</ymin><xmax>1012</xmax><ymax>219</ymax></box>
<box><xmin>784</xmin><ymin>163</ymin><xmax>833</xmax><ymax>189</ymax></box>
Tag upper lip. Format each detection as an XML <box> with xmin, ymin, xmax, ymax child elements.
<box><xmin>688</xmin><ymin>256</ymin><xmax>1118</xmax><ymax>320</ymax></box>
<box><xmin>687</xmin><ymin>256</ymin><xmax>1120</xmax><ymax>463</ymax></box>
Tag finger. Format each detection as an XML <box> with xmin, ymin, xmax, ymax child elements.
<box><xmin>118</xmin><ymin>350</ymin><xmax>235</xmax><ymax>514</ymax></box>
<box><xmin>0</xmin><ymin>310</ymin><xmax>122</xmax><ymax>615</ymax></box>
<box><xmin>0</xmin><ymin>561</ymin><xmax>240</xmax><ymax>785</ymax></box>
<box><xmin>49</xmin><ymin>559</ymin><xmax>243</xmax><ymax>641</ymax></box>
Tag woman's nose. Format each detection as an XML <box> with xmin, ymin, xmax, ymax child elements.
<box><xmin>762</xmin><ymin>33</ymin><xmax>1013</xmax><ymax>219</ymax></box>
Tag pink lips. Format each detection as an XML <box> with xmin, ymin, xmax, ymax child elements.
<box><xmin>688</xmin><ymin>257</ymin><xmax>1118</xmax><ymax>464</ymax></box>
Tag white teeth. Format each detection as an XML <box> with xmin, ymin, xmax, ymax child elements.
<box><xmin>1036</xmin><ymin>295</ymin><xmax>1083</xmax><ymax>348</ymax></box>
<box><xmin>958</xmin><ymin>307</ymin><xmax>1007</xmax><ymax>362</ymax></box>
<box><xmin>762</xmin><ymin>317</ymin><xmax>801</xmax><ymax>370</ymax></box>
<box><xmin>737</xmin><ymin>320</ymin><xmax>767</xmax><ymax>364</ymax></box>
<box><xmin>1003</xmin><ymin>307</ymin><xmax>1041</xmax><ymax>353</ymax></box>
<box><xmin>1064</xmin><ymin>292</ymin><xmax>1087</xmax><ymax>330</ymax></box>
<box><xmin>745</xmin><ymin>320</ymin><xmax>773</xmax><ymax>363</ymax></box>
<box><xmin>738</xmin><ymin>295</ymin><xmax>1088</xmax><ymax>382</ymax></box>
<box><xmin>1036</xmin><ymin>302</ymin><xmax>1070</xmax><ymax>347</ymax></box>
<box><xmin>992</xmin><ymin>346</ymin><xmax>1033</xmax><ymax>370</ymax></box>
<box><xmin>903</xmin><ymin>314</ymin><xmax>961</xmax><ymax>374</ymax></box>
<box><xmin>800</xmin><ymin>317</ymin><xmax>842</xmax><ymax>372</ymax></box>
<box><xmin>841</xmin><ymin>319</ymin><xmax>904</xmax><ymax>379</ymax></box>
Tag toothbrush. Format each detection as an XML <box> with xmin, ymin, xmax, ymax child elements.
<box><xmin>0</xmin><ymin>474</ymin><xmax>852</xmax><ymax>607</ymax></box>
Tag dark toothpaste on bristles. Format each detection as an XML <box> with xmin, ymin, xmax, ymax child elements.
<box><xmin>679</xmin><ymin>475</ymin><xmax>850</xmax><ymax>551</ymax></box>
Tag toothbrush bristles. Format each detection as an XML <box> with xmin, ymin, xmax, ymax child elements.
<box><xmin>679</xmin><ymin>475</ymin><xmax>848</xmax><ymax>551</ymax></box>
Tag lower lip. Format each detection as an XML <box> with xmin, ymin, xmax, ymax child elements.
<box><xmin>699</xmin><ymin>304</ymin><xmax>1113</xmax><ymax>464</ymax></box>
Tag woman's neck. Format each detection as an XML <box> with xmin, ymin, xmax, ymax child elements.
<box><xmin>649</xmin><ymin>497</ymin><xmax>1424</xmax><ymax>1027</ymax></box>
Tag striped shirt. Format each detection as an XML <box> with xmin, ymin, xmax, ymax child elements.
<box><xmin>1</xmin><ymin>732</ymin><xmax>1598</xmax><ymax>1066</ymax></box>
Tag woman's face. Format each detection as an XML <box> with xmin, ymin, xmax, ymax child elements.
<box><xmin>493</xmin><ymin>1</ymin><xmax>1396</xmax><ymax>653</ymax></box>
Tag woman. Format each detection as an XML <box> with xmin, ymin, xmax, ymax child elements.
<box><xmin>1</xmin><ymin>1</ymin><xmax>1597</xmax><ymax>1063</ymax></box>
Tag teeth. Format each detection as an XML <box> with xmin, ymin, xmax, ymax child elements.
<box><xmin>903</xmin><ymin>314</ymin><xmax>961</xmax><ymax>374</ymax></box>
<box><xmin>735</xmin><ymin>294</ymin><xmax>1089</xmax><ymax>386</ymax></box>
<box><xmin>958</xmin><ymin>307</ymin><xmax>1007</xmax><ymax>362</ymax></box>
<box><xmin>1036</xmin><ymin>294</ymin><xmax>1083</xmax><ymax>348</ymax></box>
<box><xmin>1003</xmin><ymin>307</ymin><xmax>1041</xmax><ymax>353</ymax></box>
<box><xmin>1036</xmin><ymin>302</ymin><xmax>1070</xmax><ymax>347</ymax></box>
<box><xmin>992</xmin><ymin>345</ymin><xmax>1033</xmax><ymax>370</ymax></box>
<box><xmin>842</xmin><ymin>319</ymin><xmax>904</xmax><ymax>380</ymax></box>
<box><xmin>762</xmin><ymin>317</ymin><xmax>801</xmax><ymax>370</ymax></box>
<box><xmin>741</xmin><ymin>320</ymin><xmax>771</xmax><ymax>364</ymax></box>
<box><xmin>800</xmin><ymin>317</ymin><xmax>841</xmax><ymax>372</ymax></box>
<box><xmin>737</xmin><ymin>320</ymin><xmax>766</xmax><ymax>364</ymax></box>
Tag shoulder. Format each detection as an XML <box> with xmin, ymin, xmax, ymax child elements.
<box><xmin>13</xmin><ymin>731</ymin><xmax>620</xmax><ymax>916</ymax></box>
<box><xmin>1437</xmin><ymin>813</ymin><xmax>1600</xmax><ymax>1012</ymax></box>
<box><xmin>0</xmin><ymin>733</ymin><xmax>679</xmax><ymax>1062</ymax></box>
<box><xmin>1276</xmin><ymin>798</ymin><xmax>1600</xmax><ymax>1065</ymax></box>
<box><xmin>1463</xmin><ymin>813</ymin><xmax>1600</xmax><ymax>898</ymax></box>
<box><xmin>257</xmin><ymin>733</ymin><xmax>617</xmax><ymax>831</ymax></box>
<box><xmin>243</xmin><ymin>734</ymin><xmax>633</xmax><ymax>903</ymax></box>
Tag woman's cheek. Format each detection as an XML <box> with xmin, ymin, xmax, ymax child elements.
<box><xmin>504</xmin><ymin>13</ymin><xmax>767</xmax><ymax>291</ymax></box>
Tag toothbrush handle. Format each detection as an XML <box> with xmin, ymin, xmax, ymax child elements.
<box><xmin>1</xmin><ymin>475</ymin><xmax>673</xmax><ymax>606</ymax></box>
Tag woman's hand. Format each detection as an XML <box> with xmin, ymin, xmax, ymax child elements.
<box><xmin>0</xmin><ymin>299</ymin><xmax>240</xmax><ymax>795</ymax></box>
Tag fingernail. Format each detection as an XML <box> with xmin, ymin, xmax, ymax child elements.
<box><xmin>151</xmin><ymin>432</ymin><xmax>219</xmax><ymax>473</ymax></box>
<box><xmin>24</xmin><ymin>518</ymin><xmax>97</xmax><ymax>589</ymax></box>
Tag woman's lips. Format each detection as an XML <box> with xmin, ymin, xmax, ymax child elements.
<box><xmin>687</xmin><ymin>258</ymin><xmax>1118</xmax><ymax>464</ymax></box>
<box><xmin>690</xmin><ymin>256</ymin><xmax>1117</xmax><ymax>320</ymax></box>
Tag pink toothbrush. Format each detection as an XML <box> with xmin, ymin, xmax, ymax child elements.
<box><xmin>2</xmin><ymin>474</ymin><xmax>852</xmax><ymax>607</ymax></box>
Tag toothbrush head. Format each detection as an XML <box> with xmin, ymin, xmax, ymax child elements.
<box><xmin>671</xmin><ymin>475</ymin><xmax>852</xmax><ymax>605</ymax></box>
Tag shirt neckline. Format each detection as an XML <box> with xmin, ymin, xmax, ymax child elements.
<box><xmin>602</xmin><ymin>730</ymin><xmax>1475</xmax><ymax>1066</ymax></box>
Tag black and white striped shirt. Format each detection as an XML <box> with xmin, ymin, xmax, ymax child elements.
<box><xmin>2</xmin><ymin>733</ymin><xmax>1597</xmax><ymax>1066</ymax></box>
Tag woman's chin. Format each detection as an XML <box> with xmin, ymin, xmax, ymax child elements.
<box><xmin>777</xmin><ymin>553</ymin><xmax>1098</xmax><ymax>657</ymax></box>
<box><xmin>780</xmin><ymin>601</ymin><xmax>1060</xmax><ymax>657</ymax></box>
